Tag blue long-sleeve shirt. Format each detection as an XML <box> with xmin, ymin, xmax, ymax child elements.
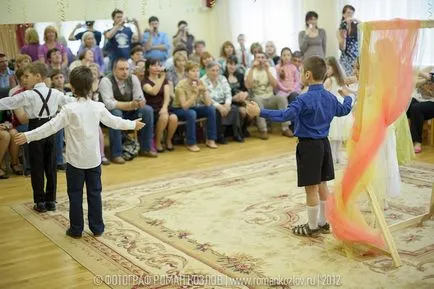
<box><xmin>260</xmin><ymin>84</ymin><xmax>353</xmax><ymax>139</ymax></box>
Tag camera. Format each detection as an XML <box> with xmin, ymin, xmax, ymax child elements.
<box><xmin>430</xmin><ymin>72</ymin><xmax>434</xmax><ymax>82</ymax></box>
<box><xmin>125</xmin><ymin>18</ymin><xmax>134</xmax><ymax>24</ymax></box>
<box><xmin>339</xmin><ymin>21</ymin><xmax>347</xmax><ymax>30</ymax></box>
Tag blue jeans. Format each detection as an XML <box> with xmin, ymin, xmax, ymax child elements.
<box><xmin>172</xmin><ymin>106</ymin><xmax>217</xmax><ymax>145</ymax></box>
<box><xmin>16</xmin><ymin>124</ymin><xmax>30</xmax><ymax>172</ymax></box>
<box><xmin>56</xmin><ymin>129</ymin><xmax>64</xmax><ymax>165</ymax></box>
<box><xmin>66</xmin><ymin>163</ymin><xmax>104</xmax><ymax>235</ymax></box>
<box><xmin>109</xmin><ymin>106</ymin><xmax>154</xmax><ymax>157</ymax></box>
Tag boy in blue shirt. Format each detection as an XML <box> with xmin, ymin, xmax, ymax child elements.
<box><xmin>246</xmin><ymin>56</ymin><xmax>355</xmax><ymax>236</ymax></box>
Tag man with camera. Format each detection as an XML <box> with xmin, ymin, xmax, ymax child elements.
<box><xmin>104</xmin><ymin>9</ymin><xmax>142</xmax><ymax>69</ymax></box>
<box><xmin>99</xmin><ymin>58</ymin><xmax>157</xmax><ymax>164</ymax></box>
<box><xmin>245</xmin><ymin>52</ymin><xmax>292</xmax><ymax>139</ymax></box>
<box><xmin>143</xmin><ymin>16</ymin><xmax>171</xmax><ymax>64</ymax></box>
<box><xmin>68</xmin><ymin>21</ymin><xmax>102</xmax><ymax>46</ymax></box>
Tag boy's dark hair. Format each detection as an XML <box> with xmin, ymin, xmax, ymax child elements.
<box><xmin>47</xmin><ymin>48</ymin><xmax>59</xmax><ymax>60</ymax></box>
<box><xmin>130</xmin><ymin>46</ymin><xmax>144</xmax><ymax>56</ymax></box>
<box><xmin>305</xmin><ymin>11</ymin><xmax>318</xmax><ymax>27</ymax></box>
<box><xmin>69</xmin><ymin>66</ymin><xmax>93</xmax><ymax>98</ymax></box>
<box><xmin>111</xmin><ymin>9</ymin><xmax>123</xmax><ymax>19</ymax></box>
<box><xmin>50</xmin><ymin>69</ymin><xmax>63</xmax><ymax>79</ymax></box>
<box><xmin>26</xmin><ymin>62</ymin><xmax>49</xmax><ymax>79</ymax></box>
<box><xmin>148</xmin><ymin>16</ymin><xmax>159</xmax><ymax>23</ymax></box>
<box><xmin>303</xmin><ymin>56</ymin><xmax>326</xmax><ymax>82</ymax></box>
<box><xmin>280</xmin><ymin>47</ymin><xmax>292</xmax><ymax>56</ymax></box>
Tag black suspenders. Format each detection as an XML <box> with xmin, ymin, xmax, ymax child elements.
<box><xmin>33</xmin><ymin>88</ymin><xmax>52</xmax><ymax>117</ymax></box>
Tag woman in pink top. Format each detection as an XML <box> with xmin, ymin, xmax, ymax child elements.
<box><xmin>275</xmin><ymin>47</ymin><xmax>298</xmax><ymax>98</ymax></box>
<box><xmin>38</xmin><ymin>26</ymin><xmax>68</xmax><ymax>66</ymax></box>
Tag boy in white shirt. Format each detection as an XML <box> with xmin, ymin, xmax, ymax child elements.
<box><xmin>0</xmin><ymin>62</ymin><xmax>75</xmax><ymax>212</ymax></box>
<box><xmin>15</xmin><ymin>66</ymin><xmax>145</xmax><ymax>238</ymax></box>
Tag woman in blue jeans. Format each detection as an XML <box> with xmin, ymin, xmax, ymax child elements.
<box><xmin>172</xmin><ymin>61</ymin><xmax>217</xmax><ymax>152</ymax></box>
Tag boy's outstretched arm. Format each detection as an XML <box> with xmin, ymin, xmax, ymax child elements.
<box><xmin>246</xmin><ymin>98</ymin><xmax>303</xmax><ymax>122</ymax></box>
<box><xmin>100</xmin><ymin>108</ymin><xmax>145</xmax><ymax>131</ymax></box>
<box><xmin>335</xmin><ymin>86</ymin><xmax>356</xmax><ymax>117</ymax></box>
<box><xmin>15</xmin><ymin>107</ymin><xmax>68</xmax><ymax>145</ymax></box>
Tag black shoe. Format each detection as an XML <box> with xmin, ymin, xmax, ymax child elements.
<box><xmin>292</xmin><ymin>223</ymin><xmax>320</xmax><ymax>237</ymax></box>
<box><xmin>46</xmin><ymin>201</ymin><xmax>56</xmax><ymax>211</ymax></box>
<box><xmin>66</xmin><ymin>228</ymin><xmax>82</xmax><ymax>239</ymax></box>
<box><xmin>216</xmin><ymin>137</ymin><xmax>228</xmax><ymax>144</ymax></box>
<box><xmin>243</xmin><ymin>129</ymin><xmax>251</xmax><ymax>138</ymax></box>
<box><xmin>93</xmin><ymin>231</ymin><xmax>104</xmax><ymax>237</ymax></box>
<box><xmin>57</xmin><ymin>164</ymin><xmax>67</xmax><ymax>171</ymax></box>
<box><xmin>233</xmin><ymin>136</ymin><xmax>245</xmax><ymax>143</ymax></box>
<box><xmin>318</xmin><ymin>222</ymin><xmax>330</xmax><ymax>234</ymax></box>
<box><xmin>33</xmin><ymin>202</ymin><xmax>47</xmax><ymax>213</ymax></box>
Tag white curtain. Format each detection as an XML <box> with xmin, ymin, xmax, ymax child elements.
<box><xmin>339</xmin><ymin>0</ymin><xmax>434</xmax><ymax>66</ymax></box>
<box><xmin>228</xmin><ymin>0</ymin><xmax>303</xmax><ymax>54</ymax></box>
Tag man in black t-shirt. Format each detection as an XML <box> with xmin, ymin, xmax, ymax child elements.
<box><xmin>68</xmin><ymin>21</ymin><xmax>102</xmax><ymax>46</ymax></box>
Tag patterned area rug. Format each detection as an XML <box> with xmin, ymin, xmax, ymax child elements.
<box><xmin>12</xmin><ymin>154</ymin><xmax>434</xmax><ymax>289</ymax></box>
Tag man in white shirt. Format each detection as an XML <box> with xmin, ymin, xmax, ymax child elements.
<box><xmin>245</xmin><ymin>52</ymin><xmax>292</xmax><ymax>139</ymax></box>
<box><xmin>99</xmin><ymin>58</ymin><xmax>157</xmax><ymax>164</ymax></box>
<box><xmin>236</xmin><ymin>34</ymin><xmax>251</xmax><ymax>70</ymax></box>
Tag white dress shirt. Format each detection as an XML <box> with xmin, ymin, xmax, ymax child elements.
<box><xmin>25</xmin><ymin>98</ymin><xmax>136</xmax><ymax>169</ymax></box>
<box><xmin>99</xmin><ymin>74</ymin><xmax>145</xmax><ymax>110</ymax></box>
<box><xmin>0</xmin><ymin>82</ymin><xmax>74</xmax><ymax>119</ymax></box>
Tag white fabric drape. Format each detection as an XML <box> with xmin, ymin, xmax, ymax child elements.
<box><xmin>228</xmin><ymin>0</ymin><xmax>303</xmax><ymax>54</ymax></box>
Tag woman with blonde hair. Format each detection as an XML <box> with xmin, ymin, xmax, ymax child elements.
<box><xmin>20</xmin><ymin>27</ymin><xmax>40</xmax><ymax>62</ymax></box>
<box><xmin>77</xmin><ymin>31</ymin><xmax>105</xmax><ymax>72</ymax></box>
<box><xmin>218</xmin><ymin>41</ymin><xmax>236</xmax><ymax>73</ymax></box>
<box><xmin>38</xmin><ymin>25</ymin><xmax>68</xmax><ymax>66</ymax></box>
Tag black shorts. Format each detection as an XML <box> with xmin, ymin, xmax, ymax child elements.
<box><xmin>296</xmin><ymin>138</ymin><xmax>335</xmax><ymax>187</ymax></box>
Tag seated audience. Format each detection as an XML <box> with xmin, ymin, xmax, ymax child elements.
<box><xmin>69</xmin><ymin>49</ymin><xmax>95</xmax><ymax>73</ymax></box>
<box><xmin>142</xmin><ymin>59</ymin><xmax>178</xmax><ymax>152</ymax></box>
<box><xmin>47</xmin><ymin>48</ymin><xmax>69</xmax><ymax>84</ymax></box>
<box><xmin>202</xmin><ymin>61</ymin><xmax>244</xmax><ymax>143</ymax></box>
<box><xmin>128</xmin><ymin>46</ymin><xmax>144</xmax><ymax>72</ymax></box>
<box><xmin>407</xmin><ymin>66</ymin><xmax>434</xmax><ymax>153</ymax></box>
<box><xmin>250</xmin><ymin>42</ymin><xmax>274</xmax><ymax>67</ymax></box>
<box><xmin>38</xmin><ymin>26</ymin><xmax>68</xmax><ymax>66</ymax></box>
<box><xmin>89</xmin><ymin>63</ymin><xmax>111</xmax><ymax>165</ymax></box>
<box><xmin>0</xmin><ymin>52</ymin><xmax>14</xmax><ymax>91</ymax></box>
<box><xmin>172</xmin><ymin>20</ymin><xmax>195</xmax><ymax>56</ymax></box>
<box><xmin>167</xmin><ymin>53</ymin><xmax>188</xmax><ymax>94</ymax></box>
<box><xmin>20</xmin><ymin>27</ymin><xmax>41</xmax><ymax>62</ymax></box>
<box><xmin>99</xmin><ymin>58</ymin><xmax>157</xmax><ymax>164</ymax></box>
<box><xmin>9</xmin><ymin>54</ymin><xmax>31</xmax><ymax>89</ymax></box>
<box><xmin>218</xmin><ymin>41</ymin><xmax>236</xmax><ymax>73</ymax></box>
<box><xmin>275</xmin><ymin>47</ymin><xmax>299</xmax><ymax>102</ymax></box>
<box><xmin>223</xmin><ymin>56</ymin><xmax>250</xmax><ymax>137</ymax></box>
<box><xmin>236</xmin><ymin>34</ymin><xmax>252</xmax><ymax>70</ymax></box>
<box><xmin>265</xmin><ymin>41</ymin><xmax>279</xmax><ymax>66</ymax></box>
<box><xmin>245</xmin><ymin>52</ymin><xmax>292</xmax><ymax>139</ymax></box>
<box><xmin>189</xmin><ymin>40</ymin><xmax>206</xmax><ymax>64</ymax></box>
<box><xmin>77</xmin><ymin>32</ymin><xmax>105</xmax><ymax>73</ymax></box>
<box><xmin>172</xmin><ymin>61</ymin><xmax>217</xmax><ymax>152</ymax></box>
<box><xmin>291</xmin><ymin>50</ymin><xmax>303</xmax><ymax>92</ymax></box>
<box><xmin>164</xmin><ymin>44</ymin><xmax>188</xmax><ymax>71</ymax></box>
<box><xmin>0</xmin><ymin>110</ymin><xmax>22</xmax><ymax>176</ymax></box>
<box><xmin>199</xmin><ymin>51</ymin><xmax>214</xmax><ymax>78</ymax></box>
<box><xmin>132</xmin><ymin>59</ymin><xmax>146</xmax><ymax>83</ymax></box>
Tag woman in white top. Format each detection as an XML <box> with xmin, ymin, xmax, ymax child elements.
<box><xmin>15</xmin><ymin>66</ymin><xmax>145</xmax><ymax>238</ymax></box>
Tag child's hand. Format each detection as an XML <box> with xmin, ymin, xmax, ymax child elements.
<box><xmin>246</xmin><ymin>101</ymin><xmax>260</xmax><ymax>117</ymax></box>
<box><xmin>14</xmin><ymin>133</ymin><xmax>28</xmax><ymax>145</ymax></box>
<box><xmin>134</xmin><ymin>118</ymin><xmax>146</xmax><ymax>130</ymax></box>
<box><xmin>338</xmin><ymin>86</ymin><xmax>352</xmax><ymax>97</ymax></box>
